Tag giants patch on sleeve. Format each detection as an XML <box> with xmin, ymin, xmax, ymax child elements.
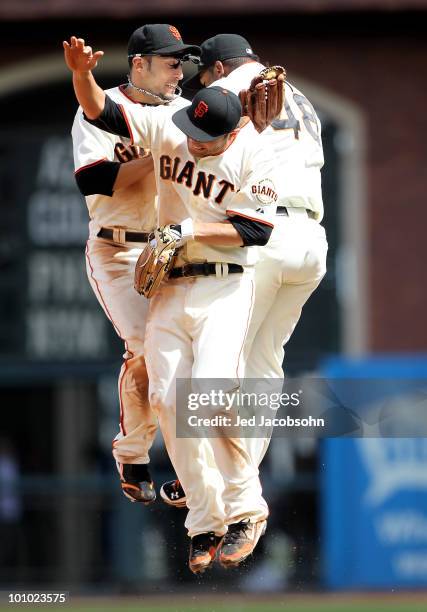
<box><xmin>251</xmin><ymin>179</ymin><xmax>278</xmax><ymax>205</ymax></box>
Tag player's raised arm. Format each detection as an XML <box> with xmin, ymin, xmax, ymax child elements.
<box><xmin>63</xmin><ymin>36</ymin><xmax>106</xmax><ymax>119</ymax></box>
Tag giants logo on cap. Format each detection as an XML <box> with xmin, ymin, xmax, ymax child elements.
<box><xmin>194</xmin><ymin>101</ymin><xmax>209</xmax><ymax>118</ymax></box>
<box><xmin>169</xmin><ymin>26</ymin><xmax>182</xmax><ymax>40</ymax></box>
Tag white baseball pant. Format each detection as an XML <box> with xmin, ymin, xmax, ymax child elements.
<box><xmin>85</xmin><ymin>238</ymin><xmax>158</xmax><ymax>465</ymax></box>
<box><xmin>245</xmin><ymin>209</ymin><xmax>328</xmax><ymax>465</ymax></box>
<box><xmin>144</xmin><ymin>270</ymin><xmax>269</xmax><ymax>537</ymax></box>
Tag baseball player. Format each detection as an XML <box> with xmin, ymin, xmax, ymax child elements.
<box><xmin>70</xmin><ymin>25</ymin><xmax>200</xmax><ymax>504</ymax></box>
<box><xmin>161</xmin><ymin>34</ymin><xmax>328</xmax><ymax>505</ymax></box>
<box><xmin>63</xmin><ymin>36</ymin><xmax>278</xmax><ymax>573</ymax></box>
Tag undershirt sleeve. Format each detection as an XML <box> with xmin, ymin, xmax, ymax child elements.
<box><xmin>84</xmin><ymin>95</ymin><xmax>131</xmax><ymax>139</ymax></box>
<box><xmin>228</xmin><ymin>215</ymin><xmax>273</xmax><ymax>247</ymax></box>
<box><xmin>74</xmin><ymin>160</ymin><xmax>120</xmax><ymax>196</ymax></box>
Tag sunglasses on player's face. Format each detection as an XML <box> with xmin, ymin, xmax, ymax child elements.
<box><xmin>128</xmin><ymin>54</ymin><xmax>201</xmax><ymax>69</ymax></box>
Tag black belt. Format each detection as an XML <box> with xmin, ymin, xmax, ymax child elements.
<box><xmin>169</xmin><ymin>263</ymin><xmax>244</xmax><ymax>279</ymax></box>
<box><xmin>97</xmin><ymin>228</ymin><xmax>150</xmax><ymax>242</ymax></box>
<box><xmin>276</xmin><ymin>206</ymin><xmax>316</xmax><ymax>219</ymax></box>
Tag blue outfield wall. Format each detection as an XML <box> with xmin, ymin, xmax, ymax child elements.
<box><xmin>320</xmin><ymin>355</ymin><xmax>427</xmax><ymax>589</ymax></box>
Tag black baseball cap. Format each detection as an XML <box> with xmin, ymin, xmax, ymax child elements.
<box><xmin>184</xmin><ymin>34</ymin><xmax>258</xmax><ymax>90</ymax></box>
<box><xmin>172</xmin><ymin>86</ymin><xmax>242</xmax><ymax>142</ymax></box>
<box><xmin>128</xmin><ymin>24</ymin><xmax>200</xmax><ymax>58</ymax></box>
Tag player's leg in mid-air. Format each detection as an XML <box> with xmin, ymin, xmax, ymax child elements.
<box><xmin>244</xmin><ymin>209</ymin><xmax>328</xmax><ymax>464</ymax></box>
<box><xmin>145</xmin><ymin>270</ymin><xmax>269</xmax><ymax>573</ymax></box>
<box><xmin>86</xmin><ymin>238</ymin><xmax>157</xmax><ymax>503</ymax></box>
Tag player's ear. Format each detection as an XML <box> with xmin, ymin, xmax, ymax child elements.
<box><xmin>226</xmin><ymin>129</ymin><xmax>239</xmax><ymax>147</ymax></box>
<box><xmin>213</xmin><ymin>61</ymin><xmax>225</xmax><ymax>79</ymax></box>
<box><xmin>132</xmin><ymin>56</ymin><xmax>147</xmax><ymax>74</ymax></box>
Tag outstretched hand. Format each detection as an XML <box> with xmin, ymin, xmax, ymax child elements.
<box><xmin>63</xmin><ymin>36</ymin><xmax>104</xmax><ymax>73</ymax></box>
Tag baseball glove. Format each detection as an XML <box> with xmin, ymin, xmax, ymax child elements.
<box><xmin>134</xmin><ymin>226</ymin><xmax>179</xmax><ymax>298</ymax></box>
<box><xmin>239</xmin><ymin>65</ymin><xmax>286</xmax><ymax>133</ymax></box>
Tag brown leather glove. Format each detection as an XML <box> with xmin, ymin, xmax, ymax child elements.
<box><xmin>239</xmin><ymin>65</ymin><xmax>286</xmax><ymax>133</ymax></box>
<box><xmin>134</xmin><ymin>226</ymin><xmax>179</xmax><ymax>298</ymax></box>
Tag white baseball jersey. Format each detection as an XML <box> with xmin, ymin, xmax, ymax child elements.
<box><xmin>117</xmin><ymin>103</ymin><xmax>277</xmax><ymax>266</ymax></box>
<box><xmin>72</xmin><ymin>86</ymin><xmax>188</xmax><ymax>237</ymax></box>
<box><xmin>212</xmin><ymin>63</ymin><xmax>324</xmax><ymax>221</ymax></box>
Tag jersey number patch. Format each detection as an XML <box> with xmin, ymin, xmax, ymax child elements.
<box><xmin>272</xmin><ymin>93</ymin><xmax>321</xmax><ymax>146</ymax></box>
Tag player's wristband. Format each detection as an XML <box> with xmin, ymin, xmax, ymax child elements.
<box><xmin>180</xmin><ymin>218</ymin><xmax>194</xmax><ymax>241</ymax></box>
<box><xmin>170</xmin><ymin>218</ymin><xmax>194</xmax><ymax>245</ymax></box>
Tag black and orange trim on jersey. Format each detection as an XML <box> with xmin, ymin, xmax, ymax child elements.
<box><xmin>118</xmin><ymin>84</ymin><xmax>139</xmax><ymax>104</ymax></box>
<box><xmin>226</xmin><ymin>210</ymin><xmax>275</xmax><ymax>228</ymax></box>
<box><xmin>75</xmin><ymin>157</ymin><xmax>108</xmax><ymax>174</ymax></box>
<box><xmin>118</xmin><ymin>103</ymin><xmax>135</xmax><ymax>144</ymax></box>
<box><xmin>75</xmin><ymin>156</ymin><xmax>120</xmax><ymax>196</ymax></box>
<box><xmin>226</xmin><ymin>213</ymin><xmax>273</xmax><ymax>247</ymax></box>
<box><xmin>85</xmin><ymin>95</ymin><xmax>134</xmax><ymax>142</ymax></box>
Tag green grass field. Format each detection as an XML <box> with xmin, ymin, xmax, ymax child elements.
<box><xmin>2</xmin><ymin>594</ymin><xmax>427</xmax><ymax>612</ymax></box>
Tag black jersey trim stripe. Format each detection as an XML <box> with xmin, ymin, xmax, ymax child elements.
<box><xmin>118</xmin><ymin>104</ymin><xmax>134</xmax><ymax>145</ymax></box>
<box><xmin>226</xmin><ymin>210</ymin><xmax>275</xmax><ymax>228</ymax></box>
<box><xmin>74</xmin><ymin>160</ymin><xmax>120</xmax><ymax>196</ymax></box>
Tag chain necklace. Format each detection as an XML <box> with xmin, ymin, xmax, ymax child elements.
<box><xmin>126</xmin><ymin>75</ymin><xmax>182</xmax><ymax>104</ymax></box>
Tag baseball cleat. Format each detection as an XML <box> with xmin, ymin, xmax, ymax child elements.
<box><xmin>188</xmin><ymin>532</ymin><xmax>224</xmax><ymax>574</ymax></box>
<box><xmin>118</xmin><ymin>463</ymin><xmax>156</xmax><ymax>504</ymax></box>
<box><xmin>160</xmin><ymin>479</ymin><xmax>187</xmax><ymax>508</ymax></box>
<box><xmin>219</xmin><ymin>519</ymin><xmax>267</xmax><ymax>568</ymax></box>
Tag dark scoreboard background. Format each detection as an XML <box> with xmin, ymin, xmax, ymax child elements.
<box><xmin>0</xmin><ymin>132</ymin><xmax>117</xmax><ymax>361</ymax></box>
<box><xmin>0</xmin><ymin>80</ymin><xmax>124</xmax><ymax>366</ymax></box>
